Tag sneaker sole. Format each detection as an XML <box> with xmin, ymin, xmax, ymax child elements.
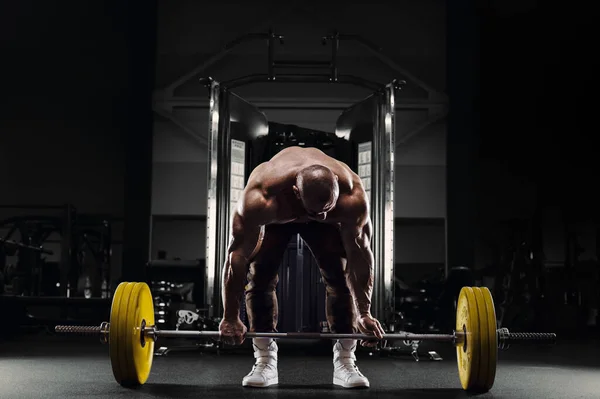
<box><xmin>242</xmin><ymin>377</ymin><xmax>279</xmax><ymax>388</ymax></box>
<box><xmin>333</xmin><ymin>376</ymin><xmax>370</xmax><ymax>388</ymax></box>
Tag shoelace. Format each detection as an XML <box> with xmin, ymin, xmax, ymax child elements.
<box><xmin>335</xmin><ymin>361</ymin><xmax>364</xmax><ymax>377</ymax></box>
<box><xmin>250</xmin><ymin>362</ymin><xmax>276</xmax><ymax>375</ymax></box>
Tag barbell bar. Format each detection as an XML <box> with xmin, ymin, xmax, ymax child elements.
<box><xmin>54</xmin><ymin>282</ymin><xmax>557</xmax><ymax>392</ymax></box>
<box><xmin>54</xmin><ymin>324</ymin><xmax>555</xmax><ymax>348</ymax></box>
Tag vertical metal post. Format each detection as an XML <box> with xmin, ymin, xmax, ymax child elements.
<box><xmin>205</xmin><ymin>81</ymin><xmax>221</xmax><ymax>318</ymax></box>
<box><xmin>214</xmin><ymin>92</ymin><xmax>233</xmax><ymax>315</ymax></box>
<box><xmin>295</xmin><ymin>234</ymin><xmax>304</xmax><ymax>331</ymax></box>
<box><xmin>268</xmin><ymin>30</ymin><xmax>275</xmax><ymax>81</ymax></box>
<box><xmin>0</xmin><ymin>246</ymin><xmax>5</xmax><ymax>295</ymax></box>
<box><xmin>381</xmin><ymin>84</ymin><xmax>396</xmax><ymax>318</ymax></box>
<box><xmin>59</xmin><ymin>203</ymin><xmax>74</xmax><ymax>297</ymax></box>
<box><xmin>102</xmin><ymin>219</ymin><xmax>112</xmax><ymax>298</ymax></box>
<box><xmin>330</xmin><ymin>32</ymin><xmax>339</xmax><ymax>82</ymax></box>
<box><xmin>371</xmin><ymin>99</ymin><xmax>383</xmax><ymax>320</ymax></box>
<box><xmin>596</xmin><ymin>219</ymin><xmax>600</xmax><ymax>327</ymax></box>
<box><xmin>148</xmin><ymin>214</ymin><xmax>154</xmax><ymax>264</ymax></box>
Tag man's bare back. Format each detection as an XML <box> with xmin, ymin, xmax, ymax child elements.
<box><xmin>239</xmin><ymin>146</ymin><xmax>367</xmax><ymax>226</ymax></box>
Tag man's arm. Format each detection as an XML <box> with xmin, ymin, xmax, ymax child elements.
<box><xmin>340</xmin><ymin>196</ymin><xmax>375</xmax><ymax>318</ymax></box>
<box><xmin>222</xmin><ymin>189</ymin><xmax>271</xmax><ymax>320</ymax></box>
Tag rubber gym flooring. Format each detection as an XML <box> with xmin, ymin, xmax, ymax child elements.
<box><xmin>1</xmin><ymin>333</ymin><xmax>599</xmax><ymax>399</ymax></box>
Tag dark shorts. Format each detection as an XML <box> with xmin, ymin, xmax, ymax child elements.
<box><xmin>245</xmin><ymin>222</ymin><xmax>357</xmax><ymax>334</ymax></box>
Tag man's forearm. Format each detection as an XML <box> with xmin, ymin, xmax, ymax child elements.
<box><xmin>222</xmin><ymin>252</ymin><xmax>248</xmax><ymax>320</ymax></box>
<box><xmin>346</xmin><ymin>248</ymin><xmax>375</xmax><ymax>317</ymax></box>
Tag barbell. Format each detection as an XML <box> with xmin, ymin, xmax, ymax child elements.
<box><xmin>55</xmin><ymin>282</ymin><xmax>556</xmax><ymax>392</ymax></box>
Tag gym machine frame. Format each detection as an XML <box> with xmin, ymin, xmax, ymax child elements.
<box><xmin>200</xmin><ymin>30</ymin><xmax>405</xmax><ymax>92</ymax></box>
<box><xmin>201</xmin><ymin>30</ymin><xmax>402</xmax><ymax>326</ymax></box>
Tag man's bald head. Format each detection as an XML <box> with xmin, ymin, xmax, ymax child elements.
<box><xmin>293</xmin><ymin>165</ymin><xmax>339</xmax><ymax>219</ymax></box>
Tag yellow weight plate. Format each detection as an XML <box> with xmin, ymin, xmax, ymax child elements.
<box><xmin>124</xmin><ymin>282</ymin><xmax>155</xmax><ymax>386</ymax></box>
<box><xmin>118</xmin><ymin>282</ymin><xmax>136</xmax><ymax>384</ymax></box>
<box><xmin>479</xmin><ymin>287</ymin><xmax>498</xmax><ymax>390</ymax></box>
<box><xmin>471</xmin><ymin>287</ymin><xmax>489</xmax><ymax>391</ymax></box>
<box><xmin>472</xmin><ymin>287</ymin><xmax>496</xmax><ymax>392</ymax></box>
<box><xmin>109</xmin><ymin>282</ymin><xmax>134</xmax><ymax>385</ymax></box>
<box><xmin>455</xmin><ymin>287</ymin><xmax>480</xmax><ymax>391</ymax></box>
<box><xmin>123</xmin><ymin>283</ymin><xmax>142</xmax><ymax>386</ymax></box>
<box><xmin>108</xmin><ymin>282</ymin><xmax>124</xmax><ymax>382</ymax></box>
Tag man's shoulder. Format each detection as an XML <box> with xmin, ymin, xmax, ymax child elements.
<box><xmin>239</xmin><ymin>187</ymin><xmax>277</xmax><ymax>224</ymax></box>
<box><xmin>337</xmin><ymin>189</ymin><xmax>369</xmax><ymax>220</ymax></box>
<box><xmin>248</xmin><ymin>161</ymin><xmax>296</xmax><ymax>191</ymax></box>
<box><xmin>241</xmin><ymin>187</ymin><xmax>268</xmax><ymax>211</ymax></box>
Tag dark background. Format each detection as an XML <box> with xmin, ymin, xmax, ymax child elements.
<box><xmin>0</xmin><ymin>1</ymin><xmax>597</xmax><ymax>338</ymax></box>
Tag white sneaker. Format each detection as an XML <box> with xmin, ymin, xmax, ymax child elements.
<box><xmin>332</xmin><ymin>339</ymin><xmax>370</xmax><ymax>388</ymax></box>
<box><xmin>242</xmin><ymin>338</ymin><xmax>279</xmax><ymax>388</ymax></box>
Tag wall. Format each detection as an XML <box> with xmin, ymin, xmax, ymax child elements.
<box><xmin>2</xmin><ymin>1</ymin><xmax>594</xmax><ymax>333</ymax></box>
<box><xmin>149</xmin><ymin>0</ymin><xmax>448</xmax><ymax>273</ymax></box>
<box><xmin>472</xmin><ymin>3</ymin><xmax>599</xmax><ymax>275</ymax></box>
<box><xmin>153</xmin><ymin>1</ymin><xmax>446</xmax><ymax>92</ymax></box>
<box><xmin>151</xmin><ymin>115</ymin><xmax>208</xmax><ymax>260</ymax></box>
<box><xmin>2</xmin><ymin>3</ymin><xmax>127</xmax><ymax>214</ymax></box>
<box><xmin>1</xmin><ymin>2</ymin><xmax>131</xmax><ymax>284</ymax></box>
<box><xmin>394</xmin><ymin>118</ymin><xmax>446</xmax><ymax>282</ymax></box>
<box><xmin>152</xmin><ymin>113</ymin><xmax>208</xmax><ymax>216</ymax></box>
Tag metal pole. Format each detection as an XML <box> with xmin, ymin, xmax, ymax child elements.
<box><xmin>149</xmin><ymin>329</ymin><xmax>458</xmax><ymax>343</ymax></box>
<box><xmin>267</xmin><ymin>31</ymin><xmax>275</xmax><ymax>80</ymax></box>
<box><xmin>221</xmin><ymin>73</ymin><xmax>383</xmax><ymax>92</ymax></box>
<box><xmin>54</xmin><ymin>324</ymin><xmax>557</xmax><ymax>348</ymax></box>
<box><xmin>330</xmin><ymin>32</ymin><xmax>339</xmax><ymax>82</ymax></box>
<box><xmin>54</xmin><ymin>324</ymin><xmax>458</xmax><ymax>342</ymax></box>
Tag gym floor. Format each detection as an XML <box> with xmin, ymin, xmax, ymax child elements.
<box><xmin>1</xmin><ymin>334</ymin><xmax>599</xmax><ymax>399</ymax></box>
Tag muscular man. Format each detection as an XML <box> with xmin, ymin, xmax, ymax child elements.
<box><xmin>218</xmin><ymin>146</ymin><xmax>385</xmax><ymax>388</ymax></box>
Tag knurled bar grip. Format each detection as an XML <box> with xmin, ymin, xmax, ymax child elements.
<box><xmin>497</xmin><ymin>328</ymin><xmax>557</xmax><ymax>349</ymax></box>
<box><xmin>55</xmin><ymin>325</ymin><xmax>102</xmax><ymax>335</ymax></box>
<box><xmin>505</xmin><ymin>332</ymin><xmax>557</xmax><ymax>342</ymax></box>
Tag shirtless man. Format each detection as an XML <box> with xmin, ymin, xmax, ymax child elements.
<box><xmin>218</xmin><ymin>146</ymin><xmax>385</xmax><ymax>388</ymax></box>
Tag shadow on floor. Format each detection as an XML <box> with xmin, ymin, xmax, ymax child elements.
<box><xmin>142</xmin><ymin>383</ymin><xmax>473</xmax><ymax>399</ymax></box>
